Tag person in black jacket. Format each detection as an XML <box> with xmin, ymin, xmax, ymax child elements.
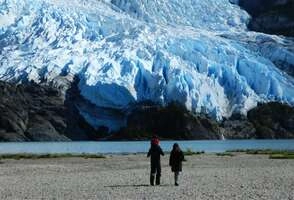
<box><xmin>169</xmin><ymin>143</ymin><xmax>184</xmax><ymax>186</ymax></box>
<box><xmin>147</xmin><ymin>136</ymin><xmax>164</xmax><ymax>186</ymax></box>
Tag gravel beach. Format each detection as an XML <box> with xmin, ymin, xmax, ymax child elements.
<box><xmin>0</xmin><ymin>153</ymin><xmax>293</xmax><ymax>200</ymax></box>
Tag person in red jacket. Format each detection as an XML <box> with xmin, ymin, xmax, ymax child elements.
<box><xmin>169</xmin><ymin>143</ymin><xmax>184</xmax><ymax>186</ymax></box>
<box><xmin>147</xmin><ymin>135</ymin><xmax>164</xmax><ymax>185</ymax></box>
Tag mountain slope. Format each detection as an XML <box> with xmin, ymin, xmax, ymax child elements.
<box><xmin>237</xmin><ymin>0</ymin><xmax>294</xmax><ymax>37</ymax></box>
<box><xmin>0</xmin><ymin>0</ymin><xmax>294</xmax><ymax>135</ymax></box>
<box><xmin>0</xmin><ymin>80</ymin><xmax>101</xmax><ymax>141</ymax></box>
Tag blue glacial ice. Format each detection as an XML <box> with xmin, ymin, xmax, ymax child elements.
<box><xmin>0</xmin><ymin>0</ymin><xmax>294</xmax><ymax>131</ymax></box>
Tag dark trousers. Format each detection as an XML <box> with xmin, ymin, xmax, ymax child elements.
<box><xmin>150</xmin><ymin>162</ymin><xmax>161</xmax><ymax>185</ymax></box>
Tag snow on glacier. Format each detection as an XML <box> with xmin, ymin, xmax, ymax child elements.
<box><xmin>0</xmin><ymin>0</ymin><xmax>294</xmax><ymax>131</ymax></box>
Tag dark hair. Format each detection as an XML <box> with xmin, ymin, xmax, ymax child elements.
<box><xmin>172</xmin><ymin>143</ymin><xmax>180</xmax><ymax>151</ymax></box>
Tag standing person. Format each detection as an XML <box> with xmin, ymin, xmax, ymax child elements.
<box><xmin>147</xmin><ymin>135</ymin><xmax>164</xmax><ymax>186</ymax></box>
<box><xmin>169</xmin><ymin>143</ymin><xmax>184</xmax><ymax>186</ymax></box>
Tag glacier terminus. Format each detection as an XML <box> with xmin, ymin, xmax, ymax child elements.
<box><xmin>0</xmin><ymin>0</ymin><xmax>293</xmax><ymax>138</ymax></box>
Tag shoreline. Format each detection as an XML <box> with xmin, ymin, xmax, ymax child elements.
<box><xmin>0</xmin><ymin>149</ymin><xmax>293</xmax><ymax>159</ymax></box>
<box><xmin>2</xmin><ymin>138</ymin><xmax>294</xmax><ymax>142</ymax></box>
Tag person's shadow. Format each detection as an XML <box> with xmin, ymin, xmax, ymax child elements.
<box><xmin>104</xmin><ymin>184</ymin><xmax>170</xmax><ymax>188</ymax></box>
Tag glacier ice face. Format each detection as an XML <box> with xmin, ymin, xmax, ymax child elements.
<box><xmin>0</xmin><ymin>0</ymin><xmax>294</xmax><ymax>131</ymax></box>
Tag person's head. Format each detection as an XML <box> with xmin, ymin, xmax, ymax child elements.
<box><xmin>152</xmin><ymin>134</ymin><xmax>158</xmax><ymax>139</ymax></box>
<box><xmin>173</xmin><ymin>143</ymin><xmax>180</xmax><ymax>151</ymax></box>
<box><xmin>151</xmin><ymin>138</ymin><xmax>159</xmax><ymax>146</ymax></box>
<box><xmin>151</xmin><ymin>135</ymin><xmax>159</xmax><ymax>146</ymax></box>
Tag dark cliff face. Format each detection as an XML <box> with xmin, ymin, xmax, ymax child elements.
<box><xmin>110</xmin><ymin>103</ymin><xmax>222</xmax><ymax>140</ymax></box>
<box><xmin>247</xmin><ymin>102</ymin><xmax>294</xmax><ymax>139</ymax></box>
<box><xmin>0</xmin><ymin>81</ymin><xmax>99</xmax><ymax>142</ymax></box>
<box><xmin>238</xmin><ymin>0</ymin><xmax>294</xmax><ymax>37</ymax></box>
<box><xmin>238</xmin><ymin>0</ymin><xmax>287</xmax><ymax>16</ymax></box>
<box><xmin>110</xmin><ymin>102</ymin><xmax>294</xmax><ymax>140</ymax></box>
<box><xmin>222</xmin><ymin>103</ymin><xmax>294</xmax><ymax>139</ymax></box>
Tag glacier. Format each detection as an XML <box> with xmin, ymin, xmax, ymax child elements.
<box><xmin>0</xmin><ymin>0</ymin><xmax>294</xmax><ymax>131</ymax></box>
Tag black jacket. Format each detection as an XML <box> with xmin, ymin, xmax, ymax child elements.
<box><xmin>147</xmin><ymin>144</ymin><xmax>164</xmax><ymax>165</ymax></box>
<box><xmin>169</xmin><ymin>150</ymin><xmax>184</xmax><ymax>172</ymax></box>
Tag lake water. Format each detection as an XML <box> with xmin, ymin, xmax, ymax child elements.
<box><xmin>0</xmin><ymin>140</ymin><xmax>294</xmax><ymax>154</ymax></box>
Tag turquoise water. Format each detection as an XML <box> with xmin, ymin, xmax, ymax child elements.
<box><xmin>0</xmin><ymin>140</ymin><xmax>294</xmax><ymax>154</ymax></box>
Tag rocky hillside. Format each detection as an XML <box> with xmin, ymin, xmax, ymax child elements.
<box><xmin>111</xmin><ymin>103</ymin><xmax>221</xmax><ymax>140</ymax></box>
<box><xmin>247</xmin><ymin>102</ymin><xmax>294</xmax><ymax>138</ymax></box>
<box><xmin>0</xmin><ymin>81</ymin><xmax>99</xmax><ymax>141</ymax></box>
<box><xmin>113</xmin><ymin>102</ymin><xmax>294</xmax><ymax>140</ymax></box>
<box><xmin>222</xmin><ymin>102</ymin><xmax>294</xmax><ymax>139</ymax></box>
<box><xmin>238</xmin><ymin>0</ymin><xmax>294</xmax><ymax>36</ymax></box>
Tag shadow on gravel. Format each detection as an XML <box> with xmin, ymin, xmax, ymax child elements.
<box><xmin>104</xmin><ymin>184</ymin><xmax>170</xmax><ymax>188</ymax></box>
